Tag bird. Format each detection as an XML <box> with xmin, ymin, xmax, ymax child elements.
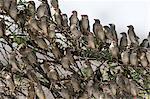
<box><xmin>9</xmin><ymin>0</ymin><xmax>17</xmax><ymax>21</ymax></box>
<box><xmin>50</xmin><ymin>0</ymin><xmax>59</xmax><ymax>9</ymax></box>
<box><xmin>69</xmin><ymin>10</ymin><xmax>79</xmax><ymax>27</ymax></box>
<box><xmin>35</xmin><ymin>37</ymin><xmax>48</xmax><ymax>50</ymax></box>
<box><xmin>121</xmin><ymin>50</ymin><xmax>130</xmax><ymax>65</ymax></box>
<box><xmin>0</xmin><ymin>0</ymin><xmax>4</xmax><ymax>9</ymax></box>
<box><xmin>139</xmin><ymin>51</ymin><xmax>148</xmax><ymax>67</ymax></box>
<box><xmin>40</xmin><ymin>16</ymin><xmax>48</xmax><ymax>36</ymax></box>
<box><xmin>130</xmin><ymin>50</ymin><xmax>138</xmax><ymax>66</ymax></box>
<box><xmin>35</xmin><ymin>83</ymin><xmax>46</xmax><ymax>99</ymax></box>
<box><xmin>5</xmin><ymin>74</ymin><xmax>15</xmax><ymax>92</ymax></box>
<box><xmin>61</xmin><ymin>55</ymin><xmax>70</xmax><ymax>70</ymax></box>
<box><xmin>80</xmin><ymin>15</ymin><xmax>90</xmax><ymax>35</ymax></box>
<box><xmin>140</xmin><ymin>39</ymin><xmax>149</xmax><ymax>48</ymax></box>
<box><xmin>146</xmin><ymin>50</ymin><xmax>150</xmax><ymax>64</ymax></box>
<box><xmin>54</xmin><ymin>8</ymin><xmax>62</xmax><ymax>28</ymax></box>
<box><xmin>48</xmin><ymin>23</ymin><xmax>56</xmax><ymax>39</ymax></box>
<box><xmin>51</xmin><ymin>43</ymin><xmax>62</xmax><ymax>60</ymax></box>
<box><xmin>36</xmin><ymin>2</ymin><xmax>49</xmax><ymax>19</ymax></box>
<box><xmin>109</xmin><ymin>40</ymin><xmax>119</xmax><ymax>59</ymax></box>
<box><xmin>147</xmin><ymin>32</ymin><xmax>150</xmax><ymax>46</ymax></box>
<box><xmin>9</xmin><ymin>51</ymin><xmax>21</xmax><ymax>72</ymax></box>
<box><xmin>27</xmin><ymin>1</ymin><xmax>36</xmax><ymax>17</ymax></box>
<box><xmin>127</xmin><ymin>25</ymin><xmax>139</xmax><ymax>46</ymax></box>
<box><xmin>87</xmin><ymin>32</ymin><xmax>95</xmax><ymax>49</ymax></box>
<box><xmin>70</xmin><ymin>24</ymin><xmax>81</xmax><ymax>40</ymax></box>
<box><xmin>93</xmin><ymin>19</ymin><xmax>105</xmax><ymax>43</ymax></box>
<box><xmin>120</xmin><ymin>32</ymin><xmax>128</xmax><ymax>49</ymax></box>
<box><xmin>28</xmin><ymin>82</ymin><xmax>36</xmax><ymax>99</ymax></box>
<box><xmin>62</xmin><ymin>14</ymin><xmax>69</xmax><ymax>27</ymax></box>
<box><xmin>109</xmin><ymin>24</ymin><xmax>118</xmax><ymax>42</ymax></box>
<box><xmin>3</xmin><ymin>0</ymin><xmax>12</xmax><ymax>11</ymax></box>
<box><xmin>103</xmin><ymin>26</ymin><xmax>113</xmax><ymax>43</ymax></box>
<box><xmin>0</xmin><ymin>19</ymin><xmax>5</xmax><ymax>37</ymax></box>
<box><xmin>129</xmin><ymin>81</ymin><xmax>138</xmax><ymax>98</ymax></box>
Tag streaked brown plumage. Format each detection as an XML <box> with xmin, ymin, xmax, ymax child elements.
<box><xmin>80</xmin><ymin>15</ymin><xmax>90</xmax><ymax>35</ymax></box>
<box><xmin>69</xmin><ymin>10</ymin><xmax>79</xmax><ymax>26</ymax></box>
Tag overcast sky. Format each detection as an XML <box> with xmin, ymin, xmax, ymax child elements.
<box><xmin>26</xmin><ymin>0</ymin><xmax>150</xmax><ymax>41</ymax></box>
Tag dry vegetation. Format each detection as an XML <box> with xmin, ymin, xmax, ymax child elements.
<box><xmin>0</xmin><ymin>0</ymin><xmax>149</xmax><ymax>99</ymax></box>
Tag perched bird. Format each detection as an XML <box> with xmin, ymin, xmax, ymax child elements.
<box><xmin>104</xmin><ymin>26</ymin><xmax>113</xmax><ymax>43</ymax></box>
<box><xmin>17</xmin><ymin>10</ymin><xmax>26</xmax><ymax>32</ymax></box>
<box><xmin>28</xmin><ymin>17</ymin><xmax>42</xmax><ymax>32</ymax></box>
<box><xmin>78</xmin><ymin>91</ymin><xmax>89</xmax><ymax>99</ymax></box>
<box><xmin>61</xmin><ymin>88</ymin><xmax>72</xmax><ymax>99</ymax></box>
<box><xmin>5</xmin><ymin>74</ymin><xmax>15</xmax><ymax>92</ymax></box>
<box><xmin>140</xmin><ymin>39</ymin><xmax>149</xmax><ymax>48</ymax></box>
<box><xmin>93</xmin><ymin>19</ymin><xmax>105</xmax><ymax>42</ymax></box>
<box><xmin>0</xmin><ymin>19</ymin><xmax>5</xmax><ymax>37</ymax></box>
<box><xmin>3</xmin><ymin>0</ymin><xmax>12</xmax><ymax>11</ymax></box>
<box><xmin>69</xmin><ymin>10</ymin><xmax>79</xmax><ymax>26</ymax></box>
<box><xmin>9</xmin><ymin>51</ymin><xmax>21</xmax><ymax>72</ymax></box>
<box><xmin>71</xmin><ymin>76</ymin><xmax>81</xmax><ymax>92</ymax></box>
<box><xmin>146</xmin><ymin>50</ymin><xmax>150</xmax><ymax>64</ymax></box>
<box><xmin>70</xmin><ymin>24</ymin><xmax>81</xmax><ymax>40</ymax></box>
<box><xmin>109</xmin><ymin>40</ymin><xmax>119</xmax><ymax>59</ymax></box>
<box><xmin>54</xmin><ymin>8</ymin><xmax>62</xmax><ymax>28</ymax></box>
<box><xmin>129</xmin><ymin>81</ymin><xmax>138</xmax><ymax>98</ymax></box>
<box><xmin>62</xmin><ymin>14</ymin><xmax>69</xmax><ymax>27</ymax></box>
<box><xmin>61</xmin><ymin>55</ymin><xmax>70</xmax><ymax>70</ymax></box>
<box><xmin>109</xmin><ymin>24</ymin><xmax>118</xmax><ymax>42</ymax></box>
<box><xmin>40</xmin><ymin>16</ymin><xmax>48</xmax><ymax>36</ymax></box>
<box><xmin>35</xmin><ymin>37</ymin><xmax>48</xmax><ymax>50</ymax></box>
<box><xmin>147</xmin><ymin>32</ymin><xmax>150</xmax><ymax>46</ymax></box>
<box><xmin>87</xmin><ymin>32</ymin><xmax>95</xmax><ymax>49</ymax></box>
<box><xmin>9</xmin><ymin>0</ymin><xmax>17</xmax><ymax>21</ymax></box>
<box><xmin>130</xmin><ymin>50</ymin><xmax>138</xmax><ymax>66</ymax></box>
<box><xmin>120</xmin><ymin>32</ymin><xmax>128</xmax><ymax>49</ymax></box>
<box><xmin>127</xmin><ymin>25</ymin><xmax>139</xmax><ymax>46</ymax></box>
<box><xmin>27</xmin><ymin>1</ymin><xmax>36</xmax><ymax>17</ymax></box>
<box><xmin>51</xmin><ymin>44</ymin><xmax>62</xmax><ymax>60</ymax></box>
<box><xmin>48</xmin><ymin>23</ymin><xmax>56</xmax><ymax>39</ymax></box>
<box><xmin>80</xmin><ymin>15</ymin><xmax>90</xmax><ymax>35</ymax></box>
<box><xmin>43</xmin><ymin>62</ymin><xmax>59</xmax><ymax>81</ymax></box>
<box><xmin>35</xmin><ymin>84</ymin><xmax>46</xmax><ymax>99</ymax></box>
<box><xmin>121</xmin><ymin>50</ymin><xmax>129</xmax><ymax>65</ymax></box>
<box><xmin>0</xmin><ymin>0</ymin><xmax>4</xmax><ymax>9</ymax></box>
<box><xmin>37</xmin><ymin>2</ymin><xmax>49</xmax><ymax>19</ymax></box>
<box><xmin>28</xmin><ymin>82</ymin><xmax>36</xmax><ymax>99</ymax></box>
<box><xmin>50</xmin><ymin>0</ymin><xmax>59</xmax><ymax>9</ymax></box>
<box><xmin>139</xmin><ymin>51</ymin><xmax>148</xmax><ymax>67</ymax></box>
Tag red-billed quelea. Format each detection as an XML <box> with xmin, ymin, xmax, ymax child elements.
<box><xmin>54</xmin><ymin>8</ymin><xmax>62</xmax><ymax>28</ymax></box>
<box><xmin>93</xmin><ymin>19</ymin><xmax>105</xmax><ymax>43</ymax></box>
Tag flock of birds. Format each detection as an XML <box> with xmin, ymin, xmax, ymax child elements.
<box><xmin>0</xmin><ymin>0</ymin><xmax>150</xmax><ymax>99</ymax></box>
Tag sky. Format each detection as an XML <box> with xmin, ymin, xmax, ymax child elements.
<box><xmin>26</xmin><ymin>0</ymin><xmax>150</xmax><ymax>40</ymax></box>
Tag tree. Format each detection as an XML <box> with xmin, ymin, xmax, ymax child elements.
<box><xmin>0</xmin><ymin>0</ymin><xmax>149</xmax><ymax>99</ymax></box>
